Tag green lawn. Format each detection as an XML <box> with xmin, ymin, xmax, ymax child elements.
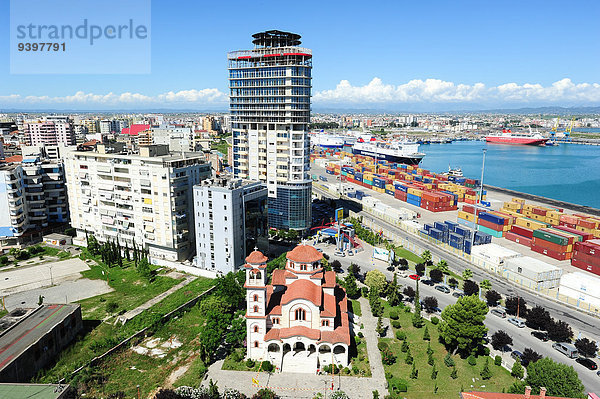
<box><xmin>350</xmin><ymin>334</ymin><xmax>371</xmax><ymax>377</ymax></box>
<box><xmin>212</xmin><ymin>140</ymin><xmax>230</xmax><ymax>155</ymax></box>
<box><xmin>349</xmin><ymin>299</ymin><xmax>362</xmax><ymax>317</ymax></box>
<box><xmin>379</xmin><ymin>304</ymin><xmax>515</xmax><ymax>398</ymax></box>
<box><xmin>0</xmin><ymin>309</ymin><xmax>7</xmax><ymax>318</ymax></box>
<box><xmin>393</xmin><ymin>247</ymin><xmax>423</xmax><ymax>265</ymax></box>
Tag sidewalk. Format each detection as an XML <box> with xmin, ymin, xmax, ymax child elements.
<box><xmin>114</xmin><ymin>275</ymin><xmax>196</xmax><ymax>325</ymax></box>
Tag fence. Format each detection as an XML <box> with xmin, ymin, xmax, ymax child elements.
<box><xmin>59</xmin><ymin>286</ymin><xmax>215</xmax><ymax>383</ymax></box>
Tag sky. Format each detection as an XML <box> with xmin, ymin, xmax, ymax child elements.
<box><xmin>1</xmin><ymin>0</ymin><xmax>600</xmax><ymax>111</ymax></box>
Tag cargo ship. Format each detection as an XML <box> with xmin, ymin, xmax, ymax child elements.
<box><xmin>352</xmin><ymin>137</ymin><xmax>425</xmax><ymax>165</ymax></box>
<box><xmin>485</xmin><ymin>129</ymin><xmax>549</xmax><ymax>146</ymax></box>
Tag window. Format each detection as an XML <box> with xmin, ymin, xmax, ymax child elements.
<box><xmin>254</xmin><ymin>305</ymin><xmax>259</xmax><ymax>313</ymax></box>
<box><xmin>253</xmin><ymin>325</ymin><xmax>259</xmax><ymax>333</ymax></box>
<box><xmin>295</xmin><ymin>308</ymin><xmax>306</xmax><ymax>321</ymax></box>
<box><xmin>300</xmin><ymin>264</ymin><xmax>307</xmax><ymax>271</ymax></box>
<box><xmin>322</xmin><ymin>320</ymin><xmax>329</xmax><ymax>327</ymax></box>
<box><xmin>253</xmin><ymin>294</ymin><xmax>258</xmax><ymax>302</ymax></box>
<box><xmin>273</xmin><ymin>318</ymin><xmax>279</xmax><ymax>324</ymax></box>
<box><xmin>254</xmin><ymin>341</ymin><xmax>259</xmax><ymax>348</ymax></box>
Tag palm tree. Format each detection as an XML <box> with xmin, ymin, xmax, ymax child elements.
<box><xmin>421</xmin><ymin>250</ymin><xmax>432</xmax><ymax>263</ymax></box>
<box><xmin>462</xmin><ymin>269</ymin><xmax>473</xmax><ymax>280</ymax></box>
<box><xmin>481</xmin><ymin>279</ymin><xmax>492</xmax><ymax>291</ymax></box>
<box><xmin>435</xmin><ymin>259</ymin><xmax>450</xmax><ymax>274</ymax></box>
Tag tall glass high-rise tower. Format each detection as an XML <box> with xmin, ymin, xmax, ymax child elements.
<box><xmin>228</xmin><ymin>30</ymin><xmax>312</xmax><ymax>231</ymax></box>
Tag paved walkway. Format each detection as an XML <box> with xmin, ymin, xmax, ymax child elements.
<box><xmin>114</xmin><ymin>275</ymin><xmax>196</xmax><ymax>325</ymax></box>
<box><xmin>203</xmin><ymin>298</ymin><xmax>388</xmax><ymax>398</ymax></box>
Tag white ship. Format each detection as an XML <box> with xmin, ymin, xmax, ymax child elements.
<box><xmin>310</xmin><ymin>132</ymin><xmax>345</xmax><ymax>149</ymax></box>
<box><xmin>352</xmin><ymin>136</ymin><xmax>425</xmax><ymax>165</ymax></box>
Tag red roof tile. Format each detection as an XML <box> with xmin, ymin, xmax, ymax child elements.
<box><xmin>279</xmin><ymin>326</ymin><xmax>320</xmax><ymax>340</ymax></box>
<box><xmin>286</xmin><ymin>244</ymin><xmax>323</xmax><ymax>263</ymax></box>
<box><xmin>121</xmin><ymin>124</ymin><xmax>150</xmax><ymax>136</ymax></box>
<box><xmin>82</xmin><ymin>139</ymin><xmax>99</xmax><ymax>146</ymax></box>
<box><xmin>272</xmin><ymin>269</ymin><xmax>286</xmax><ymax>286</ymax></box>
<box><xmin>281</xmin><ymin>279</ymin><xmax>321</xmax><ymax>307</ymax></box>
<box><xmin>2</xmin><ymin>155</ymin><xmax>22</xmax><ymax>163</ymax></box>
<box><xmin>323</xmin><ymin>271</ymin><xmax>336</xmax><ymax>288</ymax></box>
<box><xmin>246</xmin><ymin>250</ymin><xmax>267</xmax><ymax>264</ymax></box>
<box><xmin>320</xmin><ymin>293</ymin><xmax>336</xmax><ymax>318</ymax></box>
<box><xmin>264</xmin><ymin>328</ymin><xmax>280</xmax><ymax>341</ymax></box>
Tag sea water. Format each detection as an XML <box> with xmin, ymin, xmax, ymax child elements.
<box><xmin>419</xmin><ymin>141</ymin><xmax>600</xmax><ymax>209</ymax></box>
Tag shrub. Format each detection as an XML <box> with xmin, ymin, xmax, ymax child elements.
<box><xmin>431</xmin><ymin>316</ymin><xmax>439</xmax><ymax>325</ymax></box>
<box><xmin>389</xmin><ymin>378</ymin><xmax>407</xmax><ymax>393</ymax></box>
<box><xmin>431</xmin><ymin>364</ymin><xmax>438</xmax><ymax>379</ymax></box>
<box><xmin>245</xmin><ymin>359</ymin><xmax>255</xmax><ymax>368</ymax></box>
<box><xmin>404</xmin><ymin>349</ymin><xmax>413</xmax><ymax>365</ymax></box>
<box><xmin>444</xmin><ymin>353</ymin><xmax>455</xmax><ymax>367</ymax></box>
<box><xmin>480</xmin><ymin>358</ymin><xmax>492</xmax><ymax>380</ymax></box>
<box><xmin>358</xmin><ymin>332</ymin><xmax>364</xmax><ymax>338</ymax></box>
<box><xmin>391</xmin><ymin>320</ymin><xmax>401</xmax><ymax>329</ymax></box>
<box><xmin>0</xmin><ymin>256</ymin><xmax>9</xmax><ymax>265</ymax></box>
<box><xmin>261</xmin><ymin>361</ymin><xmax>274</xmax><ymax>373</ymax></box>
<box><xmin>382</xmin><ymin>349</ymin><xmax>396</xmax><ymax>365</ymax></box>
<box><xmin>450</xmin><ymin>366</ymin><xmax>458</xmax><ymax>379</ymax></box>
<box><xmin>330</xmin><ymin>391</ymin><xmax>348</xmax><ymax>399</ymax></box>
<box><xmin>252</xmin><ymin>388</ymin><xmax>278</xmax><ymax>399</ymax></box>
<box><xmin>410</xmin><ymin>364</ymin><xmax>418</xmax><ymax>379</ymax></box>
<box><xmin>231</xmin><ymin>349</ymin><xmax>243</xmax><ymax>363</ymax></box>
<box><xmin>395</xmin><ymin>330</ymin><xmax>406</xmax><ymax>340</ymax></box>
<box><xmin>422</xmin><ymin>326</ymin><xmax>430</xmax><ymax>341</ymax></box>
<box><xmin>389</xmin><ymin>310</ymin><xmax>399</xmax><ymax>320</ymax></box>
<box><xmin>483</xmin><ymin>347</ymin><xmax>490</xmax><ymax>356</ymax></box>
<box><xmin>377</xmin><ymin>341</ymin><xmax>389</xmax><ymax>351</ymax></box>
<box><xmin>494</xmin><ymin>355</ymin><xmax>502</xmax><ymax>366</ymax></box>
<box><xmin>467</xmin><ymin>355</ymin><xmax>477</xmax><ymax>366</ymax></box>
<box><xmin>361</xmin><ymin>287</ymin><xmax>369</xmax><ymax>297</ymax></box>
<box><xmin>105</xmin><ymin>301</ymin><xmax>119</xmax><ymax>313</ymax></box>
<box><xmin>401</xmin><ymin>340</ymin><xmax>409</xmax><ymax>352</ymax></box>
<box><xmin>428</xmin><ymin>353</ymin><xmax>435</xmax><ymax>366</ymax></box>
<box><xmin>352</xmin><ymin>365</ymin><xmax>359</xmax><ymax>375</ymax></box>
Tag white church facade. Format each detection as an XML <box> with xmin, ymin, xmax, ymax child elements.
<box><xmin>244</xmin><ymin>244</ymin><xmax>351</xmax><ymax>373</ymax></box>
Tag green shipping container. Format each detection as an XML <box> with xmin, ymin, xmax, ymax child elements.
<box><xmin>476</xmin><ymin>224</ymin><xmax>503</xmax><ymax>238</ymax></box>
<box><xmin>532</xmin><ymin>230</ymin><xmax>569</xmax><ymax>246</ymax></box>
<box><xmin>548</xmin><ymin>227</ymin><xmax>582</xmax><ymax>242</ymax></box>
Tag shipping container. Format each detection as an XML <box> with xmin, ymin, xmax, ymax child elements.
<box><xmin>504</xmin><ymin>256</ymin><xmax>563</xmax><ymax>282</ymax></box>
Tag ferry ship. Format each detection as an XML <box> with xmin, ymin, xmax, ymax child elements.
<box><xmin>485</xmin><ymin>129</ymin><xmax>548</xmax><ymax>146</ymax></box>
<box><xmin>310</xmin><ymin>133</ymin><xmax>345</xmax><ymax>149</ymax></box>
<box><xmin>352</xmin><ymin>137</ymin><xmax>425</xmax><ymax>165</ymax></box>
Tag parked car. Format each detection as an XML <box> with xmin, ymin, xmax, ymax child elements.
<box><xmin>435</xmin><ymin>285</ymin><xmax>451</xmax><ymax>294</ymax></box>
<box><xmin>452</xmin><ymin>290</ymin><xmax>464</xmax><ymax>298</ymax></box>
<box><xmin>576</xmin><ymin>357</ymin><xmax>598</xmax><ymax>370</ymax></box>
<box><xmin>531</xmin><ymin>331</ymin><xmax>549</xmax><ymax>341</ymax></box>
<box><xmin>387</xmin><ymin>266</ymin><xmax>395</xmax><ymax>271</ymax></box>
<box><xmin>316</xmin><ymin>248</ymin><xmax>323</xmax><ymax>253</ymax></box>
<box><xmin>421</xmin><ymin>279</ymin><xmax>435</xmax><ymax>286</ymax></box>
<box><xmin>348</xmin><ymin>250</ymin><xmax>354</xmax><ymax>256</ymax></box>
<box><xmin>552</xmin><ymin>342</ymin><xmax>579</xmax><ymax>359</ymax></box>
<box><xmin>397</xmin><ymin>271</ymin><xmax>410</xmax><ymax>278</ymax></box>
<box><xmin>334</xmin><ymin>251</ymin><xmax>345</xmax><ymax>257</ymax></box>
<box><xmin>507</xmin><ymin>317</ymin><xmax>526</xmax><ymax>328</ymax></box>
<box><xmin>511</xmin><ymin>351</ymin><xmax>523</xmax><ymax>362</ymax></box>
<box><xmin>409</xmin><ymin>274</ymin><xmax>420</xmax><ymax>281</ymax></box>
<box><xmin>490</xmin><ymin>308</ymin><xmax>507</xmax><ymax>318</ymax></box>
<box><xmin>432</xmin><ymin>307</ymin><xmax>443</xmax><ymax>315</ymax></box>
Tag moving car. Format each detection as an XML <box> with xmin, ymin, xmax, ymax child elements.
<box><xmin>576</xmin><ymin>357</ymin><xmax>598</xmax><ymax>370</ymax></box>
<box><xmin>552</xmin><ymin>342</ymin><xmax>579</xmax><ymax>359</ymax></box>
<box><xmin>511</xmin><ymin>350</ymin><xmax>523</xmax><ymax>362</ymax></box>
<box><xmin>334</xmin><ymin>250</ymin><xmax>345</xmax><ymax>257</ymax></box>
<box><xmin>507</xmin><ymin>317</ymin><xmax>526</xmax><ymax>328</ymax></box>
<box><xmin>530</xmin><ymin>331</ymin><xmax>549</xmax><ymax>342</ymax></box>
<box><xmin>434</xmin><ymin>285</ymin><xmax>451</xmax><ymax>294</ymax></box>
<box><xmin>490</xmin><ymin>308</ymin><xmax>507</xmax><ymax>318</ymax></box>
<box><xmin>409</xmin><ymin>274</ymin><xmax>420</xmax><ymax>281</ymax></box>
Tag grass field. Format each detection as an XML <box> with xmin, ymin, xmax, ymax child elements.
<box><xmin>212</xmin><ymin>140</ymin><xmax>230</xmax><ymax>155</ymax></box>
<box><xmin>379</xmin><ymin>302</ymin><xmax>514</xmax><ymax>398</ymax></box>
<box><xmin>349</xmin><ymin>299</ymin><xmax>362</xmax><ymax>317</ymax></box>
<box><xmin>393</xmin><ymin>247</ymin><xmax>424</xmax><ymax>265</ymax></box>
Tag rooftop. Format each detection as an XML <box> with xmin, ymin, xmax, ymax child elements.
<box><xmin>0</xmin><ymin>383</ymin><xmax>71</xmax><ymax>399</ymax></box>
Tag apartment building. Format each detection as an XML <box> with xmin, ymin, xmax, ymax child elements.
<box><xmin>228</xmin><ymin>30</ymin><xmax>312</xmax><ymax>231</ymax></box>
<box><xmin>193</xmin><ymin>178</ymin><xmax>268</xmax><ymax>273</ymax></box>
<box><xmin>0</xmin><ymin>156</ymin><xmax>68</xmax><ymax>247</ymax></box>
<box><xmin>24</xmin><ymin>117</ymin><xmax>75</xmax><ymax>146</ymax></box>
<box><xmin>152</xmin><ymin>124</ymin><xmax>201</xmax><ymax>152</ymax></box>
<box><xmin>64</xmin><ymin>144</ymin><xmax>211</xmax><ymax>264</ymax></box>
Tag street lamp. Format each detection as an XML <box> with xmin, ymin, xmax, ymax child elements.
<box><xmin>47</xmin><ymin>264</ymin><xmax>54</xmax><ymax>286</ymax></box>
<box><xmin>470</xmin><ymin>148</ymin><xmax>488</xmax><ymax>260</ymax></box>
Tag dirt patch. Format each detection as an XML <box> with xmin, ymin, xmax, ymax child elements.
<box><xmin>165</xmin><ymin>353</ymin><xmax>199</xmax><ymax>387</ymax></box>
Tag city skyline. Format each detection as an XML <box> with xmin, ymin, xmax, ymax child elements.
<box><xmin>2</xmin><ymin>0</ymin><xmax>600</xmax><ymax>111</ymax></box>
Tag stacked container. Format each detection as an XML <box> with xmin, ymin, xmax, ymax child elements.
<box><xmin>571</xmin><ymin>239</ymin><xmax>600</xmax><ymax>276</ymax></box>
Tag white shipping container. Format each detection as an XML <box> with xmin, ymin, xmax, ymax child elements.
<box><xmin>363</xmin><ymin>197</ymin><xmax>380</xmax><ymax>208</ymax></box>
<box><xmin>560</xmin><ymin>272</ymin><xmax>600</xmax><ymax>295</ymax></box>
<box><xmin>559</xmin><ymin>285</ymin><xmax>600</xmax><ymax>309</ymax></box>
<box><xmin>504</xmin><ymin>256</ymin><xmax>563</xmax><ymax>282</ymax></box>
<box><xmin>471</xmin><ymin>243</ymin><xmax>521</xmax><ymax>266</ymax></box>
<box><xmin>504</xmin><ymin>270</ymin><xmax>560</xmax><ymax>290</ymax></box>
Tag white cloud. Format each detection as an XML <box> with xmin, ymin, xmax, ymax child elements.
<box><xmin>313</xmin><ymin>77</ymin><xmax>600</xmax><ymax>105</ymax></box>
<box><xmin>1</xmin><ymin>78</ymin><xmax>599</xmax><ymax>109</ymax></box>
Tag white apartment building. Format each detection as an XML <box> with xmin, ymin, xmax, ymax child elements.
<box><xmin>193</xmin><ymin>178</ymin><xmax>268</xmax><ymax>273</ymax></box>
<box><xmin>25</xmin><ymin>117</ymin><xmax>75</xmax><ymax>146</ymax></box>
<box><xmin>152</xmin><ymin>125</ymin><xmax>201</xmax><ymax>152</ymax></box>
<box><xmin>65</xmin><ymin>144</ymin><xmax>212</xmax><ymax>264</ymax></box>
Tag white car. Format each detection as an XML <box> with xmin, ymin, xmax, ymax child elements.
<box><xmin>507</xmin><ymin>317</ymin><xmax>526</xmax><ymax>328</ymax></box>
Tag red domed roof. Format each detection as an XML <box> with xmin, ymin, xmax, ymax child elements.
<box><xmin>246</xmin><ymin>250</ymin><xmax>267</xmax><ymax>264</ymax></box>
<box><xmin>286</xmin><ymin>244</ymin><xmax>323</xmax><ymax>263</ymax></box>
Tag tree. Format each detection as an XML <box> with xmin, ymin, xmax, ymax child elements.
<box><xmin>513</xmin><ymin>357</ymin><xmax>585</xmax><ymax>398</ymax></box>
<box><xmin>421</xmin><ymin>250</ymin><xmax>432</xmax><ymax>263</ymax></box>
<box><xmin>226</xmin><ymin>316</ymin><xmax>246</xmax><ymax>347</ymax></box>
<box><xmin>403</xmin><ymin>286</ymin><xmax>415</xmax><ymax>300</ymax></box>
<box><xmin>376</xmin><ymin>316</ymin><xmax>384</xmax><ymax>337</ymax></box>
<box><xmin>485</xmin><ymin>290</ymin><xmax>502</xmax><ymax>307</ymax></box>
<box><xmin>348</xmin><ymin>263</ymin><xmax>361</xmax><ymax>278</ymax></box>
<box><xmin>429</xmin><ymin>269</ymin><xmax>443</xmax><ymax>283</ymax></box>
<box><xmin>215</xmin><ymin>272</ymin><xmax>245</xmax><ymax>310</ymax></box>
<box><xmin>423</xmin><ymin>325</ymin><xmax>430</xmax><ymax>341</ymax></box>
<box><xmin>252</xmin><ymin>388</ymin><xmax>279</xmax><ymax>399</ymax></box>
<box><xmin>547</xmin><ymin>319</ymin><xmax>573</xmax><ymax>342</ymax></box>
<box><xmin>331</xmin><ymin>260</ymin><xmax>342</xmax><ymax>272</ymax></box>
<box><xmin>491</xmin><ymin>330</ymin><xmax>513</xmax><ymax>351</ymax></box>
<box><xmin>480</xmin><ymin>357</ymin><xmax>492</xmax><ymax>380</ymax></box>
<box><xmin>462</xmin><ymin>269</ymin><xmax>473</xmax><ymax>280</ymax></box>
<box><xmin>463</xmin><ymin>280</ymin><xmax>479</xmax><ymax>297</ymax></box>
<box><xmin>511</xmin><ymin>360</ymin><xmax>524</xmax><ymax>379</ymax></box>
<box><xmin>415</xmin><ymin>263</ymin><xmax>425</xmax><ymax>276</ymax></box>
<box><xmin>199</xmin><ymin>308</ymin><xmax>232</xmax><ymax>363</ymax></box>
<box><xmin>574</xmin><ymin>337</ymin><xmax>598</xmax><ymax>358</ymax></box>
<box><xmin>525</xmin><ymin>306</ymin><xmax>551</xmax><ymax>331</ymax></box>
<box><xmin>521</xmin><ymin>348</ymin><xmax>542</xmax><ymax>367</ymax></box>
<box><xmin>438</xmin><ymin>295</ymin><xmax>488</xmax><ymax>355</ymax></box>
<box><xmin>422</xmin><ymin>296</ymin><xmax>438</xmax><ymax>313</ymax></box>
<box><xmin>387</xmin><ymin>273</ymin><xmax>401</xmax><ymax>306</ymax></box>
<box><xmin>343</xmin><ymin>272</ymin><xmax>359</xmax><ymax>299</ymax></box>
<box><xmin>480</xmin><ymin>279</ymin><xmax>491</xmax><ymax>291</ymax></box>
<box><xmin>448</xmin><ymin>278</ymin><xmax>459</xmax><ymax>289</ymax></box>
<box><xmin>136</xmin><ymin>257</ymin><xmax>153</xmax><ymax>281</ymax></box>
<box><xmin>369</xmin><ymin>288</ymin><xmax>383</xmax><ymax>317</ymax></box>
<box><xmin>365</xmin><ymin>270</ymin><xmax>386</xmax><ymax>293</ymax></box>
<box><xmin>505</xmin><ymin>296</ymin><xmax>527</xmax><ymax>317</ymax></box>
<box><xmin>412</xmin><ymin>281</ymin><xmax>424</xmax><ymax>328</ymax></box>
<box><xmin>434</xmin><ymin>259</ymin><xmax>450</xmax><ymax>274</ymax></box>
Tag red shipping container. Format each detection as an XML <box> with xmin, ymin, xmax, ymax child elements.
<box><xmin>478</xmin><ymin>218</ymin><xmax>504</xmax><ymax>232</ymax></box>
<box><xmin>554</xmin><ymin>225</ymin><xmax>593</xmax><ymax>241</ymax></box>
<box><xmin>571</xmin><ymin>259</ymin><xmax>600</xmax><ymax>276</ymax></box>
<box><xmin>510</xmin><ymin>225</ymin><xmax>534</xmax><ymax>239</ymax></box>
<box><xmin>462</xmin><ymin>205</ymin><xmax>475</xmax><ymax>214</ymax></box>
<box><xmin>577</xmin><ymin>219</ymin><xmax>597</xmax><ymax>229</ymax></box>
<box><xmin>572</xmin><ymin>251</ymin><xmax>600</xmax><ymax>267</ymax></box>
<box><xmin>532</xmin><ymin>207</ymin><xmax>547</xmax><ymax>216</ymax></box>
<box><xmin>506</xmin><ymin>232</ymin><xmax>532</xmax><ymax>247</ymax></box>
<box><xmin>531</xmin><ymin>237</ymin><xmax>570</xmax><ymax>253</ymax></box>
<box><xmin>574</xmin><ymin>241</ymin><xmax>600</xmax><ymax>256</ymax></box>
<box><xmin>530</xmin><ymin>243</ymin><xmax>570</xmax><ymax>261</ymax></box>
<box><xmin>559</xmin><ymin>221</ymin><xmax>578</xmax><ymax>229</ymax></box>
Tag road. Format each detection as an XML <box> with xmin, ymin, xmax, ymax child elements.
<box><xmin>317</xmin><ymin>241</ymin><xmax>600</xmax><ymax>394</ymax></box>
